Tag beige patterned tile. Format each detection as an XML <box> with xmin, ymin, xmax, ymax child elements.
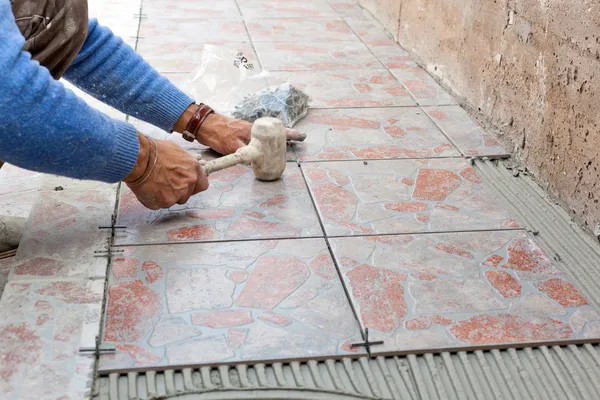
<box><xmin>294</xmin><ymin>108</ymin><xmax>459</xmax><ymax>160</ymax></box>
<box><xmin>99</xmin><ymin>239</ymin><xmax>364</xmax><ymax>371</ymax></box>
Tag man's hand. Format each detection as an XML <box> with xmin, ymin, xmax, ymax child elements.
<box><xmin>174</xmin><ymin>105</ymin><xmax>305</xmax><ymax>156</ymax></box>
<box><xmin>123</xmin><ymin>132</ymin><xmax>209</xmax><ymax>210</ymax></box>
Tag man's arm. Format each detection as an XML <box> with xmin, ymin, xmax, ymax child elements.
<box><xmin>64</xmin><ymin>19</ymin><xmax>306</xmax><ymax>156</ymax></box>
<box><xmin>0</xmin><ymin>2</ymin><xmax>138</xmax><ymax>182</ymax></box>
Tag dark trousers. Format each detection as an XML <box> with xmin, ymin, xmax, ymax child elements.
<box><xmin>10</xmin><ymin>0</ymin><xmax>89</xmax><ymax>80</ymax></box>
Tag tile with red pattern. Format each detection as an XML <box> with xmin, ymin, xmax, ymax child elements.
<box><xmin>293</xmin><ymin>108</ymin><xmax>459</xmax><ymax>161</ymax></box>
<box><xmin>99</xmin><ymin>239</ymin><xmax>364</xmax><ymax>371</ymax></box>
<box><xmin>0</xmin><ymin>279</ymin><xmax>103</xmax><ymax>398</ymax></box>
<box><xmin>238</xmin><ymin>0</ymin><xmax>338</xmax><ymax>18</ymax></box>
<box><xmin>9</xmin><ymin>189</ymin><xmax>115</xmax><ymax>281</ymax></box>
<box><xmin>137</xmin><ymin>41</ymin><xmax>257</xmax><ymax>73</ymax></box>
<box><xmin>271</xmin><ymin>70</ymin><xmax>416</xmax><ymax>108</ymax></box>
<box><xmin>88</xmin><ymin>0</ymin><xmax>140</xmax><ymax>43</ymax></box>
<box><xmin>390</xmin><ymin>62</ymin><xmax>458</xmax><ymax>106</ymax></box>
<box><xmin>246</xmin><ymin>18</ymin><xmax>358</xmax><ymax>42</ymax></box>
<box><xmin>115</xmin><ymin>162</ymin><xmax>321</xmax><ymax>245</ymax></box>
<box><xmin>139</xmin><ymin>19</ymin><xmax>250</xmax><ymax>51</ymax></box>
<box><xmin>330</xmin><ymin>230</ymin><xmax>600</xmax><ymax>355</ymax></box>
<box><xmin>424</xmin><ymin>106</ymin><xmax>509</xmax><ymax>157</ymax></box>
<box><xmin>344</xmin><ymin>17</ymin><xmax>412</xmax><ymax>69</ymax></box>
<box><xmin>253</xmin><ymin>42</ymin><xmax>381</xmax><ymax>71</ymax></box>
<box><xmin>142</xmin><ymin>0</ymin><xmax>241</xmax><ymax>19</ymax></box>
<box><xmin>303</xmin><ymin>158</ymin><xmax>518</xmax><ymax>236</ymax></box>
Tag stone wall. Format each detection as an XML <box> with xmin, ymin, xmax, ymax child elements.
<box><xmin>359</xmin><ymin>0</ymin><xmax>600</xmax><ymax>233</ymax></box>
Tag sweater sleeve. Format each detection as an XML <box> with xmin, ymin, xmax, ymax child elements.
<box><xmin>0</xmin><ymin>1</ymin><xmax>139</xmax><ymax>182</ymax></box>
<box><xmin>64</xmin><ymin>19</ymin><xmax>194</xmax><ymax>133</ymax></box>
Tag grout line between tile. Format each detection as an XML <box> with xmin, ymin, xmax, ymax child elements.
<box><xmin>93</xmin><ymin>0</ymin><xmax>146</xmax><ymax>378</ymax></box>
<box><xmin>112</xmin><ymin>234</ymin><xmax>326</xmax><ymax>248</ymax></box>
<box><xmin>419</xmin><ymin>105</ymin><xmax>468</xmax><ymax>158</ymax></box>
<box><xmin>296</xmin><ymin>163</ymin><xmax>367</xmax><ymax>341</ymax></box>
<box><xmin>326</xmin><ymin>227</ymin><xmax>526</xmax><ymax>239</ymax></box>
<box><xmin>307</xmin><ymin>104</ymin><xmax>453</xmax><ymax>110</ymax></box>
<box><xmin>235</xmin><ymin>0</ymin><xmax>262</xmax><ymax>71</ymax></box>
<box><xmin>298</xmin><ymin>156</ymin><xmax>465</xmax><ymax>163</ymax></box>
<box><xmin>111</xmin><ymin>227</ymin><xmax>527</xmax><ymax>248</ymax></box>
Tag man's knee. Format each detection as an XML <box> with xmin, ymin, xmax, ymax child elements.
<box><xmin>11</xmin><ymin>0</ymin><xmax>89</xmax><ymax>79</ymax></box>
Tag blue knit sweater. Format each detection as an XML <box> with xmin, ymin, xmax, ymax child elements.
<box><xmin>0</xmin><ymin>1</ymin><xmax>193</xmax><ymax>182</ymax></box>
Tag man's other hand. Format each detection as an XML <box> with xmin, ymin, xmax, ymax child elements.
<box><xmin>174</xmin><ymin>105</ymin><xmax>304</xmax><ymax>156</ymax></box>
<box><xmin>123</xmin><ymin>132</ymin><xmax>209</xmax><ymax>210</ymax></box>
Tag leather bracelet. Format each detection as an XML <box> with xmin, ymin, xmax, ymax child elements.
<box><xmin>182</xmin><ymin>103</ymin><xmax>214</xmax><ymax>142</ymax></box>
<box><xmin>128</xmin><ymin>137</ymin><xmax>159</xmax><ymax>188</ymax></box>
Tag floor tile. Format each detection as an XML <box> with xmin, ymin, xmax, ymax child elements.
<box><xmin>0</xmin><ymin>164</ymin><xmax>41</xmax><ymax>196</ymax></box>
<box><xmin>391</xmin><ymin>63</ymin><xmax>458</xmax><ymax>106</ymax></box>
<box><xmin>0</xmin><ymin>279</ymin><xmax>103</xmax><ymax>398</ymax></box>
<box><xmin>330</xmin><ymin>231</ymin><xmax>600</xmax><ymax>355</ymax></box>
<box><xmin>137</xmin><ymin>41</ymin><xmax>257</xmax><ymax>73</ymax></box>
<box><xmin>238</xmin><ymin>0</ymin><xmax>338</xmax><ymax>18</ymax></box>
<box><xmin>88</xmin><ymin>0</ymin><xmax>141</xmax><ymax>17</ymax></box>
<box><xmin>115</xmin><ymin>162</ymin><xmax>322</xmax><ymax>245</ymax></box>
<box><xmin>139</xmin><ymin>19</ymin><xmax>250</xmax><ymax>49</ymax></box>
<box><xmin>253</xmin><ymin>41</ymin><xmax>382</xmax><ymax>71</ymax></box>
<box><xmin>293</xmin><ymin>108</ymin><xmax>459</xmax><ymax>161</ymax></box>
<box><xmin>271</xmin><ymin>70</ymin><xmax>416</xmax><ymax>108</ymax></box>
<box><xmin>9</xmin><ymin>189</ymin><xmax>115</xmax><ymax>281</ymax></box>
<box><xmin>246</xmin><ymin>18</ymin><xmax>358</xmax><ymax>42</ymax></box>
<box><xmin>88</xmin><ymin>0</ymin><xmax>140</xmax><ymax>48</ymax></box>
<box><xmin>424</xmin><ymin>106</ymin><xmax>509</xmax><ymax>157</ymax></box>
<box><xmin>344</xmin><ymin>18</ymin><xmax>412</xmax><ymax>69</ymax></box>
<box><xmin>303</xmin><ymin>158</ymin><xmax>519</xmax><ymax>236</ymax></box>
<box><xmin>141</xmin><ymin>0</ymin><xmax>241</xmax><ymax>19</ymax></box>
<box><xmin>99</xmin><ymin>238</ymin><xmax>364</xmax><ymax>371</ymax></box>
<box><xmin>329</xmin><ymin>0</ymin><xmax>367</xmax><ymax>18</ymax></box>
<box><xmin>0</xmin><ymin>191</ymin><xmax>39</xmax><ymax>220</ymax></box>
<box><xmin>38</xmin><ymin>176</ymin><xmax>118</xmax><ymax>192</ymax></box>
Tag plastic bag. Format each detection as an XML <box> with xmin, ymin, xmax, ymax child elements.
<box><xmin>183</xmin><ymin>45</ymin><xmax>309</xmax><ymax>128</ymax></box>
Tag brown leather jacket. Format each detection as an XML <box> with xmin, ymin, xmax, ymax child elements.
<box><xmin>10</xmin><ymin>0</ymin><xmax>88</xmax><ymax>79</ymax></box>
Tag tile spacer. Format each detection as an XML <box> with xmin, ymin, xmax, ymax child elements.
<box><xmin>79</xmin><ymin>345</ymin><xmax>116</xmax><ymax>355</ymax></box>
<box><xmin>350</xmin><ymin>328</ymin><xmax>383</xmax><ymax>356</ymax></box>
<box><xmin>98</xmin><ymin>225</ymin><xmax>127</xmax><ymax>230</ymax></box>
<box><xmin>93</xmin><ymin>249</ymin><xmax>125</xmax><ymax>258</ymax></box>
